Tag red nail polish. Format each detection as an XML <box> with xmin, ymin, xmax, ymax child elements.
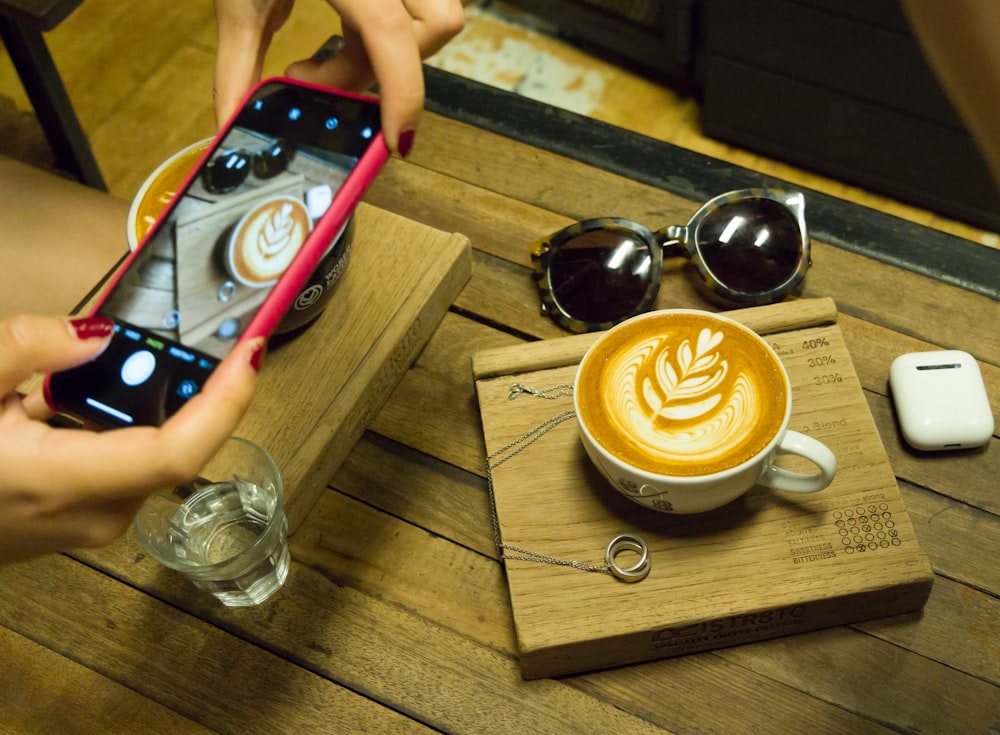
<box><xmin>69</xmin><ymin>316</ymin><xmax>114</xmax><ymax>340</ymax></box>
<box><xmin>398</xmin><ymin>129</ymin><xmax>415</xmax><ymax>158</ymax></box>
<box><xmin>249</xmin><ymin>342</ymin><xmax>267</xmax><ymax>373</ymax></box>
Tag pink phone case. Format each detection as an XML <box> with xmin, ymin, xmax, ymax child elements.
<box><xmin>44</xmin><ymin>78</ymin><xmax>389</xmax><ymax>420</ymax></box>
<box><xmin>95</xmin><ymin>78</ymin><xmax>387</xmax><ymax>345</ymax></box>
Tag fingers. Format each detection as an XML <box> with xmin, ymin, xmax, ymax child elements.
<box><xmin>0</xmin><ymin>315</ymin><xmax>112</xmax><ymax>396</ymax></box>
<box><xmin>5</xmin><ymin>337</ymin><xmax>264</xmax><ymax>503</ymax></box>
<box><xmin>285</xmin><ymin>28</ymin><xmax>375</xmax><ymax>95</ymax></box>
<box><xmin>214</xmin><ymin>26</ymin><xmax>266</xmax><ymax>127</ymax></box>
<box><xmin>286</xmin><ymin>0</ymin><xmax>465</xmax><ymax>152</ymax></box>
<box><xmin>215</xmin><ymin>0</ymin><xmax>464</xmax><ymax>150</ymax></box>
<box><xmin>286</xmin><ymin>2</ymin><xmax>423</xmax><ymax>152</ymax></box>
<box><xmin>214</xmin><ymin>0</ymin><xmax>295</xmax><ymax>126</ymax></box>
<box><xmin>155</xmin><ymin>336</ymin><xmax>264</xmax><ymax>473</ymax></box>
<box><xmin>404</xmin><ymin>0</ymin><xmax>467</xmax><ymax>58</ymax></box>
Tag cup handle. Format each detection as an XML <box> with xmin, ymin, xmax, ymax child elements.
<box><xmin>759</xmin><ymin>430</ymin><xmax>837</xmax><ymax>494</ymax></box>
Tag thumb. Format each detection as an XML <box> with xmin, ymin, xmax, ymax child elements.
<box><xmin>0</xmin><ymin>315</ymin><xmax>113</xmax><ymax>394</ymax></box>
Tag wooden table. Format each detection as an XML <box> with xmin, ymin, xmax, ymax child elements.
<box><xmin>2</xmin><ymin>73</ymin><xmax>998</xmax><ymax>733</ymax></box>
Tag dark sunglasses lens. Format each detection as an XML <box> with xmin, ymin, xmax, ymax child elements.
<box><xmin>253</xmin><ymin>140</ymin><xmax>292</xmax><ymax>179</ymax></box>
<box><xmin>697</xmin><ymin>198</ymin><xmax>802</xmax><ymax>294</ymax></box>
<box><xmin>202</xmin><ymin>150</ymin><xmax>251</xmax><ymax>194</ymax></box>
<box><xmin>549</xmin><ymin>229</ymin><xmax>653</xmax><ymax>323</ymax></box>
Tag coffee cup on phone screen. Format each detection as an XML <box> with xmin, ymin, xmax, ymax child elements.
<box><xmin>126</xmin><ymin>139</ymin><xmax>354</xmax><ymax>336</ymax></box>
<box><xmin>574</xmin><ymin>309</ymin><xmax>836</xmax><ymax>514</ymax></box>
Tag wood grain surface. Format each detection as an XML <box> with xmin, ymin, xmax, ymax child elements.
<box><xmin>476</xmin><ymin>300</ymin><xmax>933</xmax><ymax>678</ymax></box>
<box><xmin>1</xmin><ymin>109</ymin><xmax>998</xmax><ymax>734</ymax></box>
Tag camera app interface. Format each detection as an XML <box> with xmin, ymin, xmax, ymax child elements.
<box><xmin>59</xmin><ymin>83</ymin><xmax>380</xmax><ymax>426</ymax></box>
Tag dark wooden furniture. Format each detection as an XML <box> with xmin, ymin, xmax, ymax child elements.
<box><xmin>699</xmin><ymin>0</ymin><xmax>1000</xmax><ymax>233</ymax></box>
<box><xmin>504</xmin><ymin>0</ymin><xmax>1000</xmax><ymax>234</ymax></box>
<box><xmin>502</xmin><ymin>0</ymin><xmax>698</xmax><ymax>89</ymax></box>
<box><xmin>2</xmin><ymin>72</ymin><xmax>997</xmax><ymax>732</ymax></box>
<box><xmin>0</xmin><ymin>0</ymin><xmax>106</xmax><ymax>188</ymax></box>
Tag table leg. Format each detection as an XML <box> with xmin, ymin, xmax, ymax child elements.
<box><xmin>0</xmin><ymin>15</ymin><xmax>107</xmax><ymax>190</ymax></box>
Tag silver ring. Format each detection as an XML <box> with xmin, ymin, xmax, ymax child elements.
<box><xmin>605</xmin><ymin>534</ymin><xmax>650</xmax><ymax>582</ymax></box>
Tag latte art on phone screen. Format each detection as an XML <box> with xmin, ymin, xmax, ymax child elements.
<box><xmin>229</xmin><ymin>195</ymin><xmax>312</xmax><ymax>287</ymax></box>
<box><xmin>576</xmin><ymin>312</ymin><xmax>788</xmax><ymax>476</ymax></box>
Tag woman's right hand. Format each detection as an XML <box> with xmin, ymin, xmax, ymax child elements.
<box><xmin>213</xmin><ymin>0</ymin><xmax>466</xmax><ymax>154</ymax></box>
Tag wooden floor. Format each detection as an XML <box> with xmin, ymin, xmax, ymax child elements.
<box><xmin>0</xmin><ymin>0</ymin><xmax>996</xmax><ymax>251</ymax></box>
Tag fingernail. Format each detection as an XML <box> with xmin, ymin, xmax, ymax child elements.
<box><xmin>311</xmin><ymin>34</ymin><xmax>345</xmax><ymax>63</ymax></box>
<box><xmin>248</xmin><ymin>341</ymin><xmax>267</xmax><ymax>373</ymax></box>
<box><xmin>398</xmin><ymin>129</ymin><xmax>416</xmax><ymax>158</ymax></box>
<box><xmin>69</xmin><ymin>316</ymin><xmax>114</xmax><ymax>340</ymax></box>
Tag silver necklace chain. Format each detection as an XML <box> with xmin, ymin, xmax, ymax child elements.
<box><xmin>485</xmin><ymin>383</ymin><xmax>650</xmax><ymax>582</ymax></box>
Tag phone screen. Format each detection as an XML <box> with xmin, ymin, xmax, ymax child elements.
<box><xmin>50</xmin><ymin>81</ymin><xmax>381</xmax><ymax>427</ymax></box>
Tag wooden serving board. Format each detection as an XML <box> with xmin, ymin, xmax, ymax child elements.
<box><xmin>473</xmin><ymin>298</ymin><xmax>933</xmax><ymax>679</ymax></box>
<box><xmin>18</xmin><ymin>204</ymin><xmax>470</xmax><ymax>534</ymax></box>
<box><xmin>235</xmin><ymin>203</ymin><xmax>471</xmax><ymax>533</ymax></box>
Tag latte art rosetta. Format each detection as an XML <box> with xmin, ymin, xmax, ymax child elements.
<box><xmin>257</xmin><ymin>203</ymin><xmax>300</xmax><ymax>256</ymax></box>
<box><xmin>230</xmin><ymin>196</ymin><xmax>311</xmax><ymax>286</ymax></box>
<box><xmin>577</xmin><ymin>312</ymin><xmax>788</xmax><ymax>476</ymax></box>
<box><xmin>608</xmin><ymin>328</ymin><xmax>759</xmax><ymax>468</ymax></box>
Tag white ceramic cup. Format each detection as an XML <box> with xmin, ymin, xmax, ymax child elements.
<box><xmin>574</xmin><ymin>309</ymin><xmax>836</xmax><ymax>514</ymax></box>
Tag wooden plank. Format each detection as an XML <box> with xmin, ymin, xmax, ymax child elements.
<box><xmin>716</xmin><ymin>623</ymin><xmax>1000</xmax><ymax>735</ymax></box>
<box><xmin>0</xmin><ymin>625</ymin><xmax>212</xmax><ymax>734</ymax></box>
<box><xmin>291</xmin><ymin>487</ymin><xmax>517</xmax><ymax>655</ymax></box>
<box><xmin>472</xmin><ymin>297</ymin><xmax>839</xmax><ymax>379</ymax></box>
<box><xmin>475</xmin><ymin>304</ymin><xmax>933</xmax><ymax>678</ymax></box>
<box><xmin>67</xmin><ymin>489</ymin><xmax>935</xmax><ymax>735</ymax></box>
<box><xmin>0</xmin><ymin>555</ymin><xmax>434</xmax><ymax>734</ymax></box>
<box><xmin>335</xmin><ymin>431</ymin><xmax>496</xmax><ymax>558</ymax></box>
<box><xmin>330</xmin><ymin>444</ymin><xmax>993</xmax><ymax>733</ymax></box>
<box><xmin>87</xmin><ymin>43</ymin><xmax>217</xmax><ymax>200</ymax></box>
<box><xmin>897</xmin><ymin>478</ymin><xmax>1000</xmax><ymax>594</ymax></box>
<box><xmin>856</xmin><ymin>568</ymin><xmax>1000</xmax><ymax>686</ymax></box>
<box><xmin>229</xmin><ymin>204</ymin><xmax>470</xmax><ymax>533</ymax></box>
<box><xmin>367</xmin><ymin>310</ymin><xmax>523</xmax><ymax>474</ymax></box>
<box><xmin>368</xmin><ymin>361</ymin><xmax>488</xmax><ymax>477</ymax></box>
<box><xmin>47</xmin><ymin>0</ymin><xmax>217</xmax><ymax>129</ymax></box>
<box><xmin>64</xmin><ymin>542</ymin><xmax>674</xmax><ymax>734</ymax></box>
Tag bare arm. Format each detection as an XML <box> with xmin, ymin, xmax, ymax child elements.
<box><xmin>903</xmin><ymin>0</ymin><xmax>1000</xmax><ymax>185</ymax></box>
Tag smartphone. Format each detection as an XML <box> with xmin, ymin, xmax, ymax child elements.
<box><xmin>46</xmin><ymin>78</ymin><xmax>387</xmax><ymax>428</ymax></box>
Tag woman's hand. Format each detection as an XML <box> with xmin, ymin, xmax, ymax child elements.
<box><xmin>213</xmin><ymin>0</ymin><xmax>466</xmax><ymax>155</ymax></box>
<box><xmin>0</xmin><ymin>315</ymin><xmax>261</xmax><ymax>564</ymax></box>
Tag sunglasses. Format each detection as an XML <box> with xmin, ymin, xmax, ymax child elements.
<box><xmin>201</xmin><ymin>139</ymin><xmax>296</xmax><ymax>194</ymax></box>
<box><xmin>531</xmin><ymin>188</ymin><xmax>811</xmax><ymax>333</ymax></box>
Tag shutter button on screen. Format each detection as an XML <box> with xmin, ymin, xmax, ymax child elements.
<box><xmin>121</xmin><ymin>350</ymin><xmax>156</xmax><ymax>386</ymax></box>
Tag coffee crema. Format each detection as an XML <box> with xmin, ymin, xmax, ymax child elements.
<box><xmin>576</xmin><ymin>311</ymin><xmax>788</xmax><ymax>476</ymax></box>
<box><xmin>130</xmin><ymin>139</ymin><xmax>212</xmax><ymax>247</ymax></box>
<box><xmin>229</xmin><ymin>196</ymin><xmax>311</xmax><ymax>286</ymax></box>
